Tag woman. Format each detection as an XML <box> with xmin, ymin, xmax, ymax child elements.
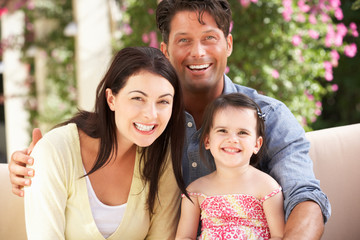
<box><xmin>24</xmin><ymin>47</ymin><xmax>186</xmax><ymax>239</ymax></box>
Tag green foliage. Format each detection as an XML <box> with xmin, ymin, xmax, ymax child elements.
<box><xmin>21</xmin><ymin>0</ymin><xmax>77</xmax><ymax>132</ymax></box>
<box><xmin>120</xmin><ymin>0</ymin><xmax>358</xmax><ymax>130</ymax></box>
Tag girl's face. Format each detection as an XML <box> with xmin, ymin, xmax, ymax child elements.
<box><xmin>204</xmin><ymin>106</ymin><xmax>263</xmax><ymax>169</ymax></box>
<box><xmin>106</xmin><ymin>70</ymin><xmax>175</xmax><ymax>148</ymax></box>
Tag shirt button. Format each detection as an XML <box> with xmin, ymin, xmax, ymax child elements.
<box><xmin>187</xmin><ymin>122</ymin><xmax>193</xmax><ymax>128</ymax></box>
<box><xmin>192</xmin><ymin>162</ymin><xmax>197</xmax><ymax>168</ymax></box>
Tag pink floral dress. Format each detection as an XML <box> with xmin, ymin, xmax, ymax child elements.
<box><xmin>187</xmin><ymin>187</ymin><xmax>282</xmax><ymax>240</ymax></box>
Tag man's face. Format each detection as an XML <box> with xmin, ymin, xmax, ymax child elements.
<box><xmin>161</xmin><ymin>11</ymin><xmax>233</xmax><ymax>94</ymax></box>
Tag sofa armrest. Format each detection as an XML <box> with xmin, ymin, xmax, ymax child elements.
<box><xmin>306</xmin><ymin>123</ymin><xmax>360</xmax><ymax>240</ymax></box>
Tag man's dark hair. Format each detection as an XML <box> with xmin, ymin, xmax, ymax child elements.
<box><xmin>156</xmin><ymin>0</ymin><xmax>232</xmax><ymax>44</ymax></box>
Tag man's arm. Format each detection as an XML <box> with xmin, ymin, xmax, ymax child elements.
<box><xmin>8</xmin><ymin>128</ymin><xmax>42</xmax><ymax>197</ymax></box>
<box><xmin>284</xmin><ymin>201</ymin><xmax>324</xmax><ymax>240</ymax></box>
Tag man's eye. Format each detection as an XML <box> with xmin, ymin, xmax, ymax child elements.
<box><xmin>179</xmin><ymin>38</ymin><xmax>188</xmax><ymax>43</ymax></box>
<box><xmin>206</xmin><ymin>36</ymin><xmax>216</xmax><ymax>40</ymax></box>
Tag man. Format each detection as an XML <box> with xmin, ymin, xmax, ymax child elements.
<box><xmin>10</xmin><ymin>0</ymin><xmax>330</xmax><ymax>239</ymax></box>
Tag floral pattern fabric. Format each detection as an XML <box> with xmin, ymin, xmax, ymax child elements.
<box><xmin>187</xmin><ymin>187</ymin><xmax>282</xmax><ymax>240</ymax></box>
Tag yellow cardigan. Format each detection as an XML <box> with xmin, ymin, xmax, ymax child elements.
<box><xmin>25</xmin><ymin>123</ymin><xmax>180</xmax><ymax>239</ymax></box>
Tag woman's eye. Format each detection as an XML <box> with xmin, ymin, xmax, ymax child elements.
<box><xmin>131</xmin><ymin>97</ymin><xmax>143</xmax><ymax>101</ymax></box>
<box><xmin>159</xmin><ymin>100</ymin><xmax>170</xmax><ymax>104</ymax></box>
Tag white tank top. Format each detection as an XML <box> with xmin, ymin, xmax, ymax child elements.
<box><xmin>84</xmin><ymin>173</ymin><xmax>127</xmax><ymax>238</ymax></box>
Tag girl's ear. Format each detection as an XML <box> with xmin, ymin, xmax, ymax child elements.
<box><xmin>105</xmin><ymin>88</ymin><xmax>116</xmax><ymax>111</ymax></box>
<box><xmin>204</xmin><ymin>135</ymin><xmax>210</xmax><ymax>150</ymax></box>
<box><xmin>253</xmin><ymin>136</ymin><xmax>263</xmax><ymax>154</ymax></box>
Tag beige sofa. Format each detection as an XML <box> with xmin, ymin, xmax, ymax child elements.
<box><xmin>0</xmin><ymin>123</ymin><xmax>359</xmax><ymax>239</ymax></box>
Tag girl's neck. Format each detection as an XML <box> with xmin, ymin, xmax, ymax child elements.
<box><xmin>213</xmin><ymin>164</ymin><xmax>252</xmax><ymax>182</ymax></box>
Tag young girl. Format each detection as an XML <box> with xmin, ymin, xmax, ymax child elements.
<box><xmin>24</xmin><ymin>47</ymin><xmax>187</xmax><ymax>239</ymax></box>
<box><xmin>176</xmin><ymin>93</ymin><xmax>284</xmax><ymax>240</ymax></box>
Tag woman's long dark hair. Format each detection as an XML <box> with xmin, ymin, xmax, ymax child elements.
<box><xmin>59</xmin><ymin>47</ymin><xmax>186</xmax><ymax>214</ymax></box>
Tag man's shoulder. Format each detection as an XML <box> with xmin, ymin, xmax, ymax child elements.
<box><xmin>224</xmin><ymin>77</ymin><xmax>283</xmax><ymax>110</ymax></box>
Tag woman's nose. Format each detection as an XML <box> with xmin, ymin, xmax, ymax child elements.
<box><xmin>143</xmin><ymin>102</ymin><xmax>157</xmax><ymax>119</ymax></box>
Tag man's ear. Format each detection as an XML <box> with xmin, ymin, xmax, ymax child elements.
<box><xmin>105</xmin><ymin>88</ymin><xmax>115</xmax><ymax>111</ymax></box>
<box><xmin>226</xmin><ymin>33</ymin><xmax>233</xmax><ymax>57</ymax></box>
<box><xmin>160</xmin><ymin>42</ymin><xmax>169</xmax><ymax>59</ymax></box>
<box><xmin>253</xmin><ymin>136</ymin><xmax>263</xmax><ymax>154</ymax></box>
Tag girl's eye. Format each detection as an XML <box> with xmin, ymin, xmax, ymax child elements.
<box><xmin>217</xmin><ymin>129</ymin><xmax>227</xmax><ymax>133</ymax></box>
<box><xmin>238</xmin><ymin>131</ymin><xmax>248</xmax><ymax>135</ymax></box>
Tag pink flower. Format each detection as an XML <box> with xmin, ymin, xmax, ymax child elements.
<box><xmin>225</xmin><ymin>66</ymin><xmax>230</xmax><ymax>74</ymax></box>
<box><xmin>309</xmin><ymin>14</ymin><xmax>317</xmax><ymax>24</ymax></box>
<box><xmin>148</xmin><ymin>8</ymin><xmax>154</xmax><ymax>15</ymax></box>
<box><xmin>239</xmin><ymin>0</ymin><xmax>251</xmax><ymax>8</ymax></box>
<box><xmin>349</xmin><ymin>22</ymin><xmax>359</xmax><ymax>37</ymax></box>
<box><xmin>308</xmin><ymin>30</ymin><xmax>319</xmax><ymax>39</ymax></box>
<box><xmin>316</xmin><ymin>101</ymin><xmax>322</xmax><ymax>108</ymax></box>
<box><xmin>321</xmin><ymin>13</ymin><xmax>331</xmax><ymax>23</ymax></box>
<box><xmin>149</xmin><ymin>31</ymin><xmax>159</xmax><ymax>48</ymax></box>
<box><xmin>296</xmin><ymin>14</ymin><xmax>306</xmax><ymax>23</ymax></box>
<box><xmin>336</xmin><ymin>23</ymin><xmax>347</xmax><ymax>37</ymax></box>
<box><xmin>298</xmin><ymin>0</ymin><xmax>310</xmax><ymax>12</ymax></box>
<box><xmin>331</xmin><ymin>50</ymin><xmax>339</xmax><ymax>67</ymax></box>
<box><xmin>331</xmin><ymin>84</ymin><xmax>339</xmax><ymax>92</ymax></box>
<box><xmin>323</xmin><ymin>61</ymin><xmax>332</xmax><ymax>71</ymax></box>
<box><xmin>272</xmin><ymin>69</ymin><xmax>279</xmax><ymax>79</ymax></box>
<box><xmin>344</xmin><ymin>43</ymin><xmax>357</xmax><ymax>58</ymax></box>
<box><xmin>229</xmin><ymin>21</ymin><xmax>234</xmax><ymax>33</ymax></box>
<box><xmin>0</xmin><ymin>8</ymin><xmax>8</xmax><ymax>16</ymax></box>
<box><xmin>315</xmin><ymin>109</ymin><xmax>322</xmax><ymax>116</ymax></box>
<box><xmin>251</xmin><ymin>0</ymin><xmax>258</xmax><ymax>2</ymax></box>
<box><xmin>333</xmin><ymin>34</ymin><xmax>343</xmax><ymax>47</ymax></box>
<box><xmin>292</xmin><ymin>35</ymin><xmax>302</xmax><ymax>46</ymax></box>
<box><xmin>123</xmin><ymin>24</ymin><xmax>133</xmax><ymax>35</ymax></box>
<box><xmin>325</xmin><ymin>71</ymin><xmax>333</xmax><ymax>81</ymax></box>
<box><xmin>142</xmin><ymin>33</ymin><xmax>149</xmax><ymax>43</ymax></box>
<box><xmin>334</xmin><ymin>8</ymin><xmax>343</xmax><ymax>20</ymax></box>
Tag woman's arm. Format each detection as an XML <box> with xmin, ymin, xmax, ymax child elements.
<box><xmin>24</xmin><ymin>137</ymin><xmax>67</xmax><ymax>240</ymax></box>
<box><xmin>263</xmin><ymin>189</ymin><xmax>285</xmax><ymax>239</ymax></box>
<box><xmin>175</xmin><ymin>194</ymin><xmax>201</xmax><ymax>240</ymax></box>
<box><xmin>145</xmin><ymin>158</ymin><xmax>181</xmax><ymax>240</ymax></box>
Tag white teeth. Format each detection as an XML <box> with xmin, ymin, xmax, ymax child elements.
<box><xmin>189</xmin><ymin>64</ymin><xmax>210</xmax><ymax>70</ymax></box>
<box><xmin>134</xmin><ymin>123</ymin><xmax>155</xmax><ymax>131</ymax></box>
<box><xmin>223</xmin><ymin>148</ymin><xmax>239</xmax><ymax>153</ymax></box>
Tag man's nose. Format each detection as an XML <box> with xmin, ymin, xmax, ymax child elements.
<box><xmin>190</xmin><ymin>41</ymin><xmax>206</xmax><ymax>58</ymax></box>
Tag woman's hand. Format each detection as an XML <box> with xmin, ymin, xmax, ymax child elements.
<box><xmin>8</xmin><ymin>128</ymin><xmax>42</xmax><ymax>197</ymax></box>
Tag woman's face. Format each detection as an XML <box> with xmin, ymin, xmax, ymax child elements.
<box><xmin>106</xmin><ymin>70</ymin><xmax>175</xmax><ymax>148</ymax></box>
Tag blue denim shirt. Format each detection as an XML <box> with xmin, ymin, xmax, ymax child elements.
<box><xmin>182</xmin><ymin>75</ymin><xmax>331</xmax><ymax>222</ymax></box>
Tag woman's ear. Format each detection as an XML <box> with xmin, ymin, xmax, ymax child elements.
<box><xmin>105</xmin><ymin>88</ymin><xmax>115</xmax><ymax>111</ymax></box>
<box><xmin>253</xmin><ymin>136</ymin><xmax>263</xmax><ymax>154</ymax></box>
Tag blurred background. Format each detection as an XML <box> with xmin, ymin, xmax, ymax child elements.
<box><xmin>0</xmin><ymin>0</ymin><xmax>359</xmax><ymax>162</ymax></box>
